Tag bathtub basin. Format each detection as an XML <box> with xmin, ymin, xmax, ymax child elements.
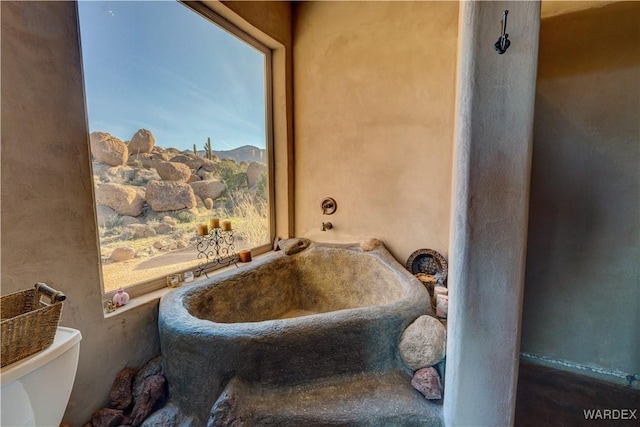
<box><xmin>159</xmin><ymin>240</ymin><xmax>431</xmax><ymax>424</ymax></box>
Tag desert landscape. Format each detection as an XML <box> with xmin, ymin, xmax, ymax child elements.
<box><xmin>90</xmin><ymin>129</ymin><xmax>268</xmax><ymax>291</ymax></box>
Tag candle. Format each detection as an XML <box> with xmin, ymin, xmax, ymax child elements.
<box><xmin>436</xmin><ymin>295</ymin><xmax>449</xmax><ymax>319</ymax></box>
<box><xmin>209</xmin><ymin>218</ymin><xmax>219</xmax><ymax>229</ymax></box>
<box><xmin>221</xmin><ymin>220</ymin><xmax>232</xmax><ymax>231</ymax></box>
<box><xmin>196</xmin><ymin>224</ymin><xmax>208</xmax><ymax>236</ymax></box>
<box><xmin>239</xmin><ymin>250</ymin><xmax>252</xmax><ymax>263</ymax></box>
<box><xmin>432</xmin><ymin>285</ymin><xmax>448</xmax><ymax>307</ymax></box>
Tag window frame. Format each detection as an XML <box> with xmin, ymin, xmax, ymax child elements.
<box><xmin>80</xmin><ymin>1</ymin><xmax>276</xmax><ymax>300</ymax></box>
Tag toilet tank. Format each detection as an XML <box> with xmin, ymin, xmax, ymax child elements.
<box><xmin>1</xmin><ymin>327</ymin><xmax>82</xmax><ymax>427</ymax></box>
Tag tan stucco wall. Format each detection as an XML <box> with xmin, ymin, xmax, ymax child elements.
<box><xmin>292</xmin><ymin>1</ymin><xmax>458</xmax><ymax>263</ymax></box>
<box><xmin>0</xmin><ymin>1</ymin><xmax>292</xmax><ymax>425</ymax></box>
<box><xmin>522</xmin><ymin>1</ymin><xmax>640</xmax><ymax>380</ymax></box>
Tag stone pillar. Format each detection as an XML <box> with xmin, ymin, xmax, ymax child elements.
<box><xmin>444</xmin><ymin>2</ymin><xmax>540</xmax><ymax>426</ymax></box>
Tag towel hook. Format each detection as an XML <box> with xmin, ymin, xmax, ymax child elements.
<box><xmin>494</xmin><ymin>10</ymin><xmax>511</xmax><ymax>54</ymax></box>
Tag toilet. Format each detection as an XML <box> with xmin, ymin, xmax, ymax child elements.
<box><xmin>1</xmin><ymin>327</ymin><xmax>82</xmax><ymax>426</ymax></box>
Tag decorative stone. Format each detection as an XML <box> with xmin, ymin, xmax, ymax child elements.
<box><xmin>278</xmin><ymin>238</ymin><xmax>312</xmax><ymax>255</ymax></box>
<box><xmin>411</xmin><ymin>367</ymin><xmax>443</xmax><ymax>400</ymax></box>
<box><xmin>110</xmin><ymin>247</ymin><xmax>136</xmax><ymax>262</ymax></box>
<box><xmin>145</xmin><ymin>180</ymin><xmax>197</xmax><ymax>212</ymax></box>
<box><xmin>95</xmin><ymin>183</ymin><xmax>145</xmax><ymax>217</ymax></box>
<box><xmin>140</xmin><ymin>405</ymin><xmax>179</xmax><ymax>427</ymax></box>
<box><xmin>110</xmin><ymin>367</ymin><xmax>137</xmax><ymax>409</ymax></box>
<box><xmin>204</xmin><ymin>198</ymin><xmax>214</xmax><ymax>210</ymax></box>
<box><xmin>90</xmin><ymin>132</ymin><xmax>128</xmax><ymax>166</ymax></box>
<box><xmin>132</xmin><ymin>356</ymin><xmax>163</xmax><ymax>401</ymax></box>
<box><xmin>189</xmin><ymin>180</ymin><xmax>227</xmax><ymax>201</ymax></box>
<box><xmin>399</xmin><ymin>315</ymin><xmax>446</xmax><ymax>369</ymax></box>
<box><xmin>128</xmin><ymin>129</ymin><xmax>155</xmax><ymax>154</ymax></box>
<box><xmin>91</xmin><ymin>408</ymin><xmax>125</xmax><ymax>427</ymax></box>
<box><xmin>130</xmin><ymin>374</ymin><xmax>166</xmax><ymax>427</ymax></box>
<box><xmin>156</xmin><ymin>161</ymin><xmax>191</xmax><ymax>182</ymax></box>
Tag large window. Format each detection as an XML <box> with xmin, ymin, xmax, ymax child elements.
<box><xmin>78</xmin><ymin>1</ymin><xmax>273</xmax><ymax>295</ymax></box>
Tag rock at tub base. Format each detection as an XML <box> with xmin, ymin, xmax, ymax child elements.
<box><xmin>130</xmin><ymin>375</ymin><xmax>166</xmax><ymax>426</ymax></box>
<box><xmin>399</xmin><ymin>315</ymin><xmax>447</xmax><ymax>370</ymax></box>
<box><xmin>91</xmin><ymin>408</ymin><xmax>125</xmax><ymax>427</ymax></box>
<box><xmin>278</xmin><ymin>238</ymin><xmax>311</xmax><ymax>255</ymax></box>
<box><xmin>132</xmin><ymin>356</ymin><xmax>163</xmax><ymax>402</ymax></box>
<box><xmin>110</xmin><ymin>367</ymin><xmax>137</xmax><ymax>410</ymax></box>
<box><xmin>412</xmin><ymin>367</ymin><xmax>443</xmax><ymax>400</ymax></box>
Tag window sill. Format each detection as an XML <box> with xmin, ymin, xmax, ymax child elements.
<box><xmin>103</xmin><ymin>250</ymin><xmax>276</xmax><ymax>318</ymax></box>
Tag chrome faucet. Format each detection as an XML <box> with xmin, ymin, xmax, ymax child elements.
<box><xmin>321</xmin><ymin>222</ymin><xmax>333</xmax><ymax>231</ymax></box>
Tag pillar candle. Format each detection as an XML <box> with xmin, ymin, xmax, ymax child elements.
<box><xmin>209</xmin><ymin>218</ymin><xmax>219</xmax><ymax>229</ymax></box>
<box><xmin>197</xmin><ymin>224</ymin><xmax>208</xmax><ymax>236</ymax></box>
<box><xmin>221</xmin><ymin>220</ymin><xmax>232</xmax><ymax>231</ymax></box>
<box><xmin>239</xmin><ymin>250</ymin><xmax>252</xmax><ymax>263</ymax></box>
<box><xmin>432</xmin><ymin>285</ymin><xmax>448</xmax><ymax>307</ymax></box>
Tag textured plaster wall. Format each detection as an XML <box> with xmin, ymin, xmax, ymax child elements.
<box><xmin>292</xmin><ymin>1</ymin><xmax>458</xmax><ymax>263</ymax></box>
<box><xmin>0</xmin><ymin>1</ymin><xmax>292</xmax><ymax>425</ymax></box>
<box><xmin>445</xmin><ymin>1</ymin><xmax>540</xmax><ymax>425</ymax></box>
<box><xmin>521</xmin><ymin>2</ymin><xmax>640</xmax><ymax>380</ymax></box>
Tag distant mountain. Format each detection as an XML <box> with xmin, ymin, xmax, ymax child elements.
<box><xmin>211</xmin><ymin>145</ymin><xmax>267</xmax><ymax>164</ymax></box>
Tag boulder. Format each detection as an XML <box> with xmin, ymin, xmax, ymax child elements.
<box><xmin>129</xmin><ymin>152</ymin><xmax>169</xmax><ymax>169</ymax></box>
<box><xmin>110</xmin><ymin>247</ymin><xmax>136</xmax><ymax>262</ymax></box>
<box><xmin>126</xmin><ymin>224</ymin><xmax>157</xmax><ymax>239</ymax></box>
<box><xmin>145</xmin><ymin>180</ymin><xmax>196</xmax><ymax>212</ymax></box>
<box><xmin>90</xmin><ymin>132</ymin><xmax>128</xmax><ymax>166</ymax></box>
<box><xmin>246</xmin><ymin>162</ymin><xmax>267</xmax><ymax>188</ymax></box>
<box><xmin>110</xmin><ymin>367</ymin><xmax>137</xmax><ymax>410</ymax></box>
<box><xmin>204</xmin><ymin>198</ymin><xmax>214</xmax><ymax>210</ymax></box>
<box><xmin>198</xmin><ymin>159</ymin><xmax>217</xmax><ymax>172</ymax></box>
<box><xmin>156</xmin><ymin>161</ymin><xmax>191</xmax><ymax>182</ymax></box>
<box><xmin>399</xmin><ymin>315</ymin><xmax>446</xmax><ymax>370</ymax></box>
<box><xmin>121</xmin><ymin>216</ymin><xmax>142</xmax><ymax>226</ymax></box>
<box><xmin>170</xmin><ymin>155</ymin><xmax>205</xmax><ymax>169</ymax></box>
<box><xmin>95</xmin><ymin>183</ymin><xmax>145</xmax><ymax>217</ymax></box>
<box><xmin>128</xmin><ymin>129</ymin><xmax>155</xmax><ymax>154</ymax></box>
<box><xmin>154</xmin><ymin>223</ymin><xmax>174</xmax><ymax>235</ymax></box>
<box><xmin>411</xmin><ymin>367</ymin><xmax>443</xmax><ymax>400</ymax></box>
<box><xmin>133</xmin><ymin>168</ymin><xmax>161</xmax><ymax>183</ymax></box>
<box><xmin>189</xmin><ymin>180</ymin><xmax>226</xmax><ymax>201</ymax></box>
<box><xmin>96</xmin><ymin>205</ymin><xmax>118</xmax><ymax>228</ymax></box>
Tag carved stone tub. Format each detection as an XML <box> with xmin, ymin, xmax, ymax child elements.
<box><xmin>159</xmin><ymin>240</ymin><xmax>431</xmax><ymax>424</ymax></box>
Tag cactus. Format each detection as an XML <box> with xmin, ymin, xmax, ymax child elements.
<box><xmin>204</xmin><ymin>137</ymin><xmax>213</xmax><ymax>160</ymax></box>
<box><xmin>193</xmin><ymin>143</ymin><xmax>198</xmax><ymax>156</ymax></box>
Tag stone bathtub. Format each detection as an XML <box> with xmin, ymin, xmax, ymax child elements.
<box><xmin>159</xmin><ymin>240</ymin><xmax>433</xmax><ymax>425</ymax></box>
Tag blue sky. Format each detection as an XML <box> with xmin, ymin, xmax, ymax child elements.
<box><xmin>78</xmin><ymin>0</ymin><xmax>266</xmax><ymax>152</ymax></box>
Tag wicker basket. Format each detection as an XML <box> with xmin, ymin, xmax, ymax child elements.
<box><xmin>1</xmin><ymin>283</ymin><xmax>66</xmax><ymax>367</ymax></box>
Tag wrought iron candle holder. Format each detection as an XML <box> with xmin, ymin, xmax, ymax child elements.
<box><xmin>195</xmin><ymin>227</ymin><xmax>238</xmax><ymax>277</ymax></box>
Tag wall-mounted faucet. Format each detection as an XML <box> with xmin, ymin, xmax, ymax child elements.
<box><xmin>321</xmin><ymin>222</ymin><xmax>333</xmax><ymax>231</ymax></box>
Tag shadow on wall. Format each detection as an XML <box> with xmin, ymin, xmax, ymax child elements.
<box><xmin>522</xmin><ymin>1</ymin><xmax>640</xmax><ymax>375</ymax></box>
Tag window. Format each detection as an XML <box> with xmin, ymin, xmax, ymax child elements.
<box><xmin>78</xmin><ymin>1</ymin><xmax>273</xmax><ymax>296</ymax></box>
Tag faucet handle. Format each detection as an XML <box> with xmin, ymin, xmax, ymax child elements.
<box><xmin>321</xmin><ymin>222</ymin><xmax>333</xmax><ymax>231</ymax></box>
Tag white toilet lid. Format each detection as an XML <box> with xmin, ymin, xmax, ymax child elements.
<box><xmin>1</xmin><ymin>327</ymin><xmax>82</xmax><ymax>387</ymax></box>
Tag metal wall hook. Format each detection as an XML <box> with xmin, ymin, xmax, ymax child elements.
<box><xmin>494</xmin><ymin>10</ymin><xmax>511</xmax><ymax>54</ymax></box>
